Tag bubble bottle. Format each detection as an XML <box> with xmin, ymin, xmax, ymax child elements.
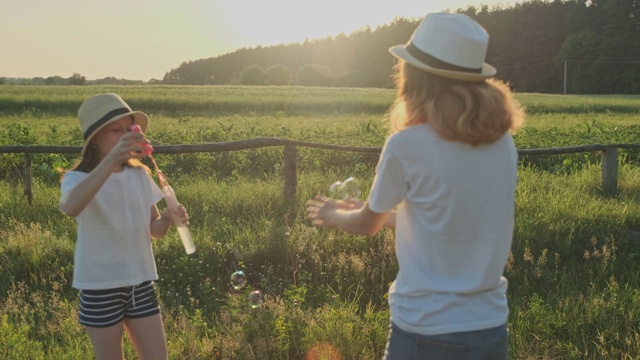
<box><xmin>132</xmin><ymin>124</ymin><xmax>195</xmax><ymax>254</ymax></box>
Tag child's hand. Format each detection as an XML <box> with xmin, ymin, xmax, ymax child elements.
<box><xmin>130</xmin><ymin>124</ymin><xmax>153</xmax><ymax>155</ymax></box>
<box><xmin>305</xmin><ymin>195</ymin><xmax>339</xmax><ymax>228</ymax></box>
<box><xmin>173</xmin><ymin>203</ymin><xmax>190</xmax><ymax>227</ymax></box>
<box><xmin>105</xmin><ymin>132</ymin><xmax>151</xmax><ymax>170</ymax></box>
<box><xmin>161</xmin><ymin>204</ymin><xmax>189</xmax><ymax>227</ymax></box>
<box><xmin>336</xmin><ymin>198</ymin><xmax>364</xmax><ymax>211</ymax></box>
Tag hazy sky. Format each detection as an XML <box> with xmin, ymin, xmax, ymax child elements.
<box><xmin>0</xmin><ymin>0</ymin><xmax>521</xmax><ymax>81</ymax></box>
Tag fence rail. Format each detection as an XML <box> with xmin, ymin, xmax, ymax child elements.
<box><xmin>2</xmin><ymin>138</ymin><xmax>640</xmax><ymax>204</ymax></box>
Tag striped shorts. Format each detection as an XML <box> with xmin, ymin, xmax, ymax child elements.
<box><xmin>78</xmin><ymin>281</ymin><xmax>160</xmax><ymax>328</ymax></box>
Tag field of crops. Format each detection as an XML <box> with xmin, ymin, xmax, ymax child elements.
<box><xmin>1</xmin><ymin>85</ymin><xmax>640</xmax><ymax>359</ymax></box>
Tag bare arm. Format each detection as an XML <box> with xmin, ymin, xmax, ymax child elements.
<box><xmin>384</xmin><ymin>211</ymin><xmax>397</xmax><ymax>229</ymax></box>
<box><xmin>336</xmin><ymin>198</ymin><xmax>396</xmax><ymax>230</ymax></box>
<box><xmin>150</xmin><ymin>204</ymin><xmax>189</xmax><ymax>239</ymax></box>
<box><xmin>306</xmin><ymin>195</ymin><xmax>390</xmax><ymax>237</ymax></box>
<box><xmin>150</xmin><ymin>206</ymin><xmax>172</xmax><ymax>239</ymax></box>
<box><xmin>59</xmin><ymin>132</ymin><xmax>148</xmax><ymax>217</ymax></box>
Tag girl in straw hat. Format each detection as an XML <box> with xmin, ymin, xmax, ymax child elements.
<box><xmin>59</xmin><ymin>93</ymin><xmax>188</xmax><ymax>360</ymax></box>
<box><xmin>306</xmin><ymin>13</ymin><xmax>524</xmax><ymax>359</ymax></box>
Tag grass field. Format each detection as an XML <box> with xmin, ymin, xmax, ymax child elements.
<box><xmin>1</xmin><ymin>85</ymin><xmax>640</xmax><ymax>359</ymax></box>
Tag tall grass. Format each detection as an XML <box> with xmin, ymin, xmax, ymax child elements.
<box><xmin>1</xmin><ymin>86</ymin><xmax>640</xmax><ymax>359</ymax></box>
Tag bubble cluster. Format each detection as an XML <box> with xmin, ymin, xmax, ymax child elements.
<box><xmin>229</xmin><ymin>269</ymin><xmax>265</xmax><ymax>308</ymax></box>
<box><xmin>329</xmin><ymin>177</ymin><xmax>362</xmax><ymax>200</ymax></box>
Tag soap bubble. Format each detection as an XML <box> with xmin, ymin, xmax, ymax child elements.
<box><xmin>340</xmin><ymin>177</ymin><xmax>361</xmax><ymax>199</ymax></box>
<box><xmin>329</xmin><ymin>177</ymin><xmax>362</xmax><ymax>200</ymax></box>
<box><xmin>329</xmin><ymin>181</ymin><xmax>342</xmax><ymax>195</ymax></box>
<box><xmin>248</xmin><ymin>290</ymin><xmax>264</xmax><ymax>308</ymax></box>
<box><xmin>230</xmin><ymin>271</ymin><xmax>247</xmax><ymax>290</ymax></box>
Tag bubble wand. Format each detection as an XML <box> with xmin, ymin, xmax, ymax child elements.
<box><xmin>132</xmin><ymin>125</ymin><xmax>196</xmax><ymax>254</ymax></box>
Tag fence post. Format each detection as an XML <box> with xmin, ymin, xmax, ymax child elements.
<box><xmin>24</xmin><ymin>153</ymin><xmax>33</xmax><ymax>204</ymax></box>
<box><xmin>602</xmin><ymin>147</ymin><xmax>618</xmax><ymax>195</ymax></box>
<box><xmin>283</xmin><ymin>145</ymin><xmax>297</xmax><ymax>202</ymax></box>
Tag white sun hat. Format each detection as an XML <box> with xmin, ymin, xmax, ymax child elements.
<box><xmin>389</xmin><ymin>12</ymin><xmax>497</xmax><ymax>82</ymax></box>
<box><xmin>77</xmin><ymin>93</ymin><xmax>149</xmax><ymax>154</ymax></box>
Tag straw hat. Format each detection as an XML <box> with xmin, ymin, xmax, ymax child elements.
<box><xmin>389</xmin><ymin>12</ymin><xmax>496</xmax><ymax>82</ymax></box>
<box><xmin>78</xmin><ymin>93</ymin><xmax>149</xmax><ymax>154</ymax></box>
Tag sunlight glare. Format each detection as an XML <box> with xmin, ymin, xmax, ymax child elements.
<box><xmin>218</xmin><ymin>0</ymin><xmax>425</xmax><ymax>46</ymax></box>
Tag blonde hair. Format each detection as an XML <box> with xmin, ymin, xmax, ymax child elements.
<box><xmin>389</xmin><ymin>61</ymin><xmax>524</xmax><ymax>146</ymax></box>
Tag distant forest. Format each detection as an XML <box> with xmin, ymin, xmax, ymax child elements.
<box><xmin>3</xmin><ymin>0</ymin><xmax>638</xmax><ymax>94</ymax></box>
<box><xmin>162</xmin><ymin>0</ymin><xmax>640</xmax><ymax>94</ymax></box>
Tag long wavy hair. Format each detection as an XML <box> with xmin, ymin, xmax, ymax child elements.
<box><xmin>388</xmin><ymin>61</ymin><xmax>525</xmax><ymax>146</ymax></box>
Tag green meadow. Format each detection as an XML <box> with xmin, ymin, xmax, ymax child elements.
<box><xmin>1</xmin><ymin>85</ymin><xmax>640</xmax><ymax>359</ymax></box>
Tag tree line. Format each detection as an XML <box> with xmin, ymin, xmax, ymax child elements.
<box><xmin>0</xmin><ymin>73</ymin><xmax>157</xmax><ymax>86</ymax></box>
<box><xmin>162</xmin><ymin>0</ymin><xmax>640</xmax><ymax>94</ymax></box>
<box><xmin>4</xmin><ymin>0</ymin><xmax>637</xmax><ymax>94</ymax></box>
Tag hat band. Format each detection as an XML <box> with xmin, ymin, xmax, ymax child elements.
<box><xmin>83</xmin><ymin>107</ymin><xmax>131</xmax><ymax>140</ymax></box>
<box><xmin>406</xmin><ymin>43</ymin><xmax>482</xmax><ymax>74</ymax></box>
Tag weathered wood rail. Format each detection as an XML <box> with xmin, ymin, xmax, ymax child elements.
<box><xmin>1</xmin><ymin>138</ymin><xmax>639</xmax><ymax>204</ymax></box>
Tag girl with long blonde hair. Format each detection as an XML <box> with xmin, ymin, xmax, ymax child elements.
<box><xmin>306</xmin><ymin>12</ymin><xmax>524</xmax><ymax>359</ymax></box>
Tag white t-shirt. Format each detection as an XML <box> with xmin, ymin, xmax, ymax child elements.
<box><xmin>368</xmin><ymin>124</ymin><xmax>517</xmax><ymax>336</ymax></box>
<box><xmin>60</xmin><ymin>167</ymin><xmax>164</xmax><ymax>290</ymax></box>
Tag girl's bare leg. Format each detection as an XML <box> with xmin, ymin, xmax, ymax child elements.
<box><xmin>85</xmin><ymin>322</ymin><xmax>125</xmax><ymax>360</ymax></box>
<box><xmin>124</xmin><ymin>313</ymin><xmax>168</xmax><ymax>360</ymax></box>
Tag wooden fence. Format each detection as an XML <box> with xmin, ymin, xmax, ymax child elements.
<box><xmin>1</xmin><ymin>138</ymin><xmax>640</xmax><ymax>204</ymax></box>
